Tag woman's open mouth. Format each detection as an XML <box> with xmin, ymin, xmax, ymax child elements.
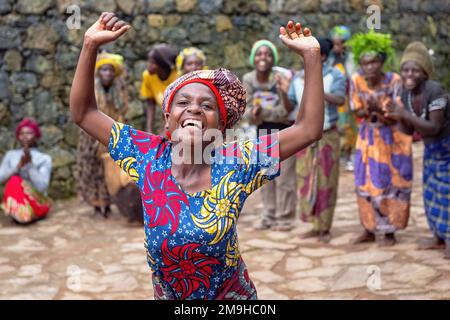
<box><xmin>404</xmin><ymin>78</ymin><xmax>417</xmax><ymax>89</ymax></box>
<box><xmin>181</xmin><ymin>119</ymin><xmax>203</xmax><ymax>129</ymax></box>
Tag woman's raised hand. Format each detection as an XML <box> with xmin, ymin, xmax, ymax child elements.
<box><xmin>279</xmin><ymin>20</ymin><xmax>320</xmax><ymax>56</ymax></box>
<box><xmin>84</xmin><ymin>12</ymin><xmax>131</xmax><ymax>47</ymax></box>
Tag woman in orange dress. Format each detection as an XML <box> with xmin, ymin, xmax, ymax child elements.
<box><xmin>348</xmin><ymin>31</ymin><xmax>413</xmax><ymax>246</ymax></box>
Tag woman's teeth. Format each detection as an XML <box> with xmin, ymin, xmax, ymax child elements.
<box><xmin>182</xmin><ymin>119</ymin><xmax>202</xmax><ymax>129</ymax></box>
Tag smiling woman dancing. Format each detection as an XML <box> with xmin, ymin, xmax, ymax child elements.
<box><xmin>70</xmin><ymin>12</ymin><xmax>324</xmax><ymax>300</ymax></box>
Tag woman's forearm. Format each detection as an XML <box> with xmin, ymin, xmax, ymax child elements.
<box><xmin>70</xmin><ymin>39</ymin><xmax>99</xmax><ymax>124</ymax></box>
<box><xmin>296</xmin><ymin>52</ymin><xmax>324</xmax><ymax>139</ymax></box>
<box><xmin>69</xmin><ymin>13</ymin><xmax>129</xmax><ymax>146</ymax></box>
<box><xmin>281</xmin><ymin>92</ymin><xmax>294</xmax><ymax>113</ymax></box>
<box><xmin>69</xmin><ymin>38</ymin><xmax>114</xmax><ymax>146</ymax></box>
<box><xmin>146</xmin><ymin>99</ymin><xmax>156</xmax><ymax>132</ymax></box>
<box><xmin>324</xmin><ymin>93</ymin><xmax>345</xmax><ymax>106</ymax></box>
<box><xmin>356</xmin><ymin>108</ymin><xmax>368</xmax><ymax>118</ymax></box>
<box><xmin>402</xmin><ymin>111</ymin><xmax>443</xmax><ymax>137</ymax></box>
<box><xmin>278</xmin><ymin>52</ymin><xmax>324</xmax><ymax>161</ymax></box>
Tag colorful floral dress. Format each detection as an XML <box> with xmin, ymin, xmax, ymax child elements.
<box><xmin>108</xmin><ymin>122</ymin><xmax>280</xmax><ymax>300</ymax></box>
<box><xmin>350</xmin><ymin>72</ymin><xmax>413</xmax><ymax>233</ymax></box>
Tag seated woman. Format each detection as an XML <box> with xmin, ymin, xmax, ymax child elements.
<box><xmin>0</xmin><ymin>118</ymin><xmax>52</xmax><ymax>224</ymax></box>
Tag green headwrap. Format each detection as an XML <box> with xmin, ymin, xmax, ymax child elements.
<box><xmin>346</xmin><ymin>29</ymin><xmax>395</xmax><ymax>67</ymax></box>
<box><xmin>249</xmin><ymin>39</ymin><xmax>279</xmax><ymax>66</ymax></box>
<box><xmin>329</xmin><ymin>25</ymin><xmax>351</xmax><ymax>41</ymax></box>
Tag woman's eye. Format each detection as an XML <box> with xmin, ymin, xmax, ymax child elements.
<box><xmin>202</xmin><ymin>104</ymin><xmax>212</xmax><ymax>109</ymax></box>
<box><xmin>177</xmin><ymin>100</ymin><xmax>189</xmax><ymax>106</ymax></box>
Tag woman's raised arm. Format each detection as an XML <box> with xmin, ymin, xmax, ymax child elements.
<box><xmin>277</xmin><ymin>21</ymin><xmax>324</xmax><ymax>161</ymax></box>
<box><xmin>70</xmin><ymin>12</ymin><xmax>130</xmax><ymax>146</ymax></box>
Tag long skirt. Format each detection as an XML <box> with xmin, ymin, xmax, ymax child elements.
<box><xmin>75</xmin><ymin>129</ymin><xmax>111</xmax><ymax>208</ymax></box>
<box><xmin>354</xmin><ymin>121</ymin><xmax>413</xmax><ymax>233</ymax></box>
<box><xmin>296</xmin><ymin>128</ymin><xmax>340</xmax><ymax>232</ymax></box>
<box><xmin>423</xmin><ymin>135</ymin><xmax>450</xmax><ymax>241</ymax></box>
<box><xmin>338</xmin><ymin>105</ymin><xmax>358</xmax><ymax>156</ymax></box>
<box><xmin>2</xmin><ymin>175</ymin><xmax>51</xmax><ymax>224</ymax></box>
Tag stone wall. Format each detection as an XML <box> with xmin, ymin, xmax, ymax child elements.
<box><xmin>0</xmin><ymin>0</ymin><xmax>449</xmax><ymax>198</ymax></box>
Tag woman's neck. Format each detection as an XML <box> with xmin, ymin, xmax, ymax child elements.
<box><xmin>158</xmin><ymin>69</ymin><xmax>171</xmax><ymax>81</ymax></box>
<box><xmin>172</xmin><ymin>140</ymin><xmax>213</xmax><ymax>166</ymax></box>
<box><xmin>366</xmin><ymin>72</ymin><xmax>383</xmax><ymax>88</ymax></box>
<box><xmin>102</xmin><ymin>84</ymin><xmax>112</xmax><ymax>92</ymax></box>
<box><xmin>172</xmin><ymin>162</ymin><xmax>209</xmax><ymax>176</ymax></box>
<box><xmin>256</xmin><ymin>69</ymin><xmax>271</xmax><ymax>83</ymax></box>
<box><xmin>411</xmin><ymin>80</ymin><xmax>426</xmax><ymax>96</ymax></box>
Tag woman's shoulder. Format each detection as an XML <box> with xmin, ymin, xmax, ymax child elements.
<box><xmin>329</xmin><ymin>66</ymin><xmax>346</xmax><ymax>79</ymax></box>
<box><xmin>2</xmin><ymin>149</ymin><xmax>20</xmax><ymax>159</ymax></box>
<box><xmin>351</xmin><ymin>71</ymin><xmax>364</xmax><ymax>82</ymax></box>
<box><xmin>384</xmin><ymin>72</ymin><xmax>401</xmax><ymax>84</ymax></box>
<box><xmin>425</xmin><ymin>80</ymin><xmax>446</xmax><ymax>96</ymax></box>
<box><xmin>242</xmin><ymin>70</ymin><xmax>256</xmax><ymax>83</ymax></box>
<box><xmin>272</xmin><ymin>66</ymin><xmax>292</xmax><ymax>77</ymax></box>
<box><xmin>111</xmin><ymin>122</ymin><xmax>168</xmax><ymax>155</ymax></box>
<box><xmin>351</xmin><ymin>71</ymin><xmax>367</xmax><ymax>89</ymax></box>
<box><xmin>31</xmin><ymin>149</ymin><xmax>52</xmax><ymax>162</ymax></box>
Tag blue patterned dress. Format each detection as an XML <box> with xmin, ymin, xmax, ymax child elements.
<box><xmin>108</xmin><ymin>122</ymin><xmax>280</xmax><ymax>299</ymax></box>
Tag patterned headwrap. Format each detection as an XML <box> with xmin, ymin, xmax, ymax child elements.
<box><xmin>95</xmin><ymin>52</ymin><xmax>125</xmax><ymax>77</ymax></box>
<box><xmin>249</xmin><ymin>39</ymin><xmax>279</xmax><ymax>66</ymax></box>
<box><xmin>329</xmin><ymin>25</ymin><xmax>351</xmax><ymax>41</ymax></box>
<box><xmin>176</xmin><ymin>47</ymin><xmax>207</xmax><ymax>73</ymax></box>
<box><xmin>15</xmin><ymin>118</ymin><xmax>41</xmax><ymax>139</ymax></box>
<box><xmin>162</xmin><ymin>68</ymin><xmax>246</xmax><ymax>130</ymax></box>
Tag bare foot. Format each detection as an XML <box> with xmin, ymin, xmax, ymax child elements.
<box><xmin>300</xmin><ymin>229</ymin><xmax>319</xmax><ymax>239</ymax></box>
<box><xmin>378</xmin><ymin>233</ymin><xmax>396</xmax><ymax>247</ymax></box>
<box><xmin>318</xmin><ymin>231</ymin><xmax>331</xmax><ymax>243</ymax></box>
<box><xmin>254</xmin><ymin>220</ymin><xmax>272</xmax><ymax>230</ymax></box>
<box><xmin>272</xmin><ymin>225</ymin><xmax>293</xmax><ymax>232</ymax></box>
<box><xmin>419</xmin><ymin>236</ymin><xmax>445</xmax><ymax>250</ymax></box>
<box><xmin>127</xmin><ymin>220</ymin><xmax>143</xmax><ymax>228</ymax></box>
<box><xmin>445</xmin><ymin>241</ymin><xmax>450</xmax><ymax>260</ymax></box>
<box><xmin>352</xmin><ymin>230</ymin><xmax>375</xmax><ymax>244</ymax></box>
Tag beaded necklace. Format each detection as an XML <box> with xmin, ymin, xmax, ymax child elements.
<box><xmin>407</xmin><ymin>91</ymin><xmax>426</xmax><ymax>119</ymax></box>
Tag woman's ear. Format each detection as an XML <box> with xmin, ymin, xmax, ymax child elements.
<box><xmin>218</xmin><ymin>119</ymin><xmax>226</xmax><ymax>132</ymax></box>
<box><xmin>163</xmin><ymin>112</ymin><xmax>170</xmax><ymax>130</ymax></box>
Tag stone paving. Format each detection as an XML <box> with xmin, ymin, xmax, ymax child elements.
<box><xmin>0</xmin><ymin>143</ymin><xmax>449</xmax><ymax>300</ymax></box>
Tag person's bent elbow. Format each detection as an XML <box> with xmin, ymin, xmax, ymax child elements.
<box><xmin>297</xmin><ymin>124</ymin><xmax>323</xmax><ymax>147</ymax></box>
<box><xmin>309</xmin><ymin>128</ymin><xmax>323</xmax><ymax>142</ymax></box>
<box><xmin>336</xmin><ymin>96</ymin><xmax>345</xmax><ymax>106</ymax></box>
<box><xmin>70</xmin><ymin>105</ymin><xmax>84</xmax><ymax>125</ymax></box>
<box><xmin>427</xmin><ymin>125</ymin><xmax>443</xmax><ymax>137</ymax></box>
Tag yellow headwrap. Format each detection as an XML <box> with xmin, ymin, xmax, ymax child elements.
<box><xmin>95</xmin><ymin>52</ymin><xmax>125</xmax><ymax>77</ymax></box>
<box><xmin>175</xmin><ymin>47</ymin><xmax>206</xmax><ymax>73</ymax></box>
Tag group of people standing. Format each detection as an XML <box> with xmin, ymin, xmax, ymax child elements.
<box><xmin>241</xmin><ymin>26</ymin><xmax>450</xmax><ymax>259</ymax></box>
<box><xmin>0</xmin><ymin>10</ymin><xmax>448</xmax><ymax>300</ymax></box>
